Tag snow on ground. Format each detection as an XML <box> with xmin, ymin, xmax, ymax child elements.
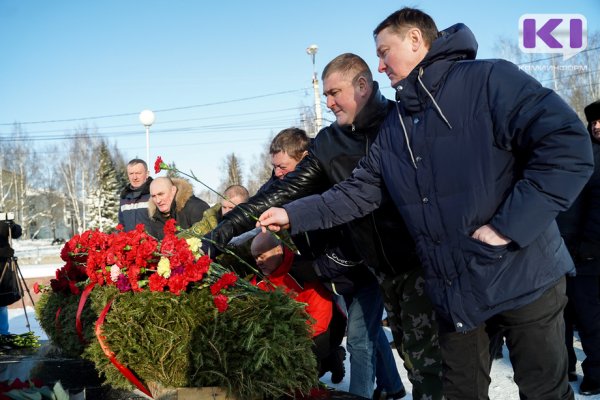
<box><xmin>7</xmin><ymin>239</ymin><xmax>600</xmax><ymax>399</ymax></box>
<box><xmin>317</xmin><ymin>328</ymin><xmax>598</xmax><ymax>400</ymax></box>
<box><xmin>13</xmin><ymin>239</ymin><xmax>63</xmax><ymax>260</ymax></box>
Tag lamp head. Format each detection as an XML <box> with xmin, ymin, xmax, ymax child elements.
<box><xmin>139</xmin><ymin>109</ymin><xmax>156</xmax><ymax>127</ymax></box>
<box><xmin>306</xmin><ymin>44</ymin><xmax>318</xmax><ymax>56</ymax></box>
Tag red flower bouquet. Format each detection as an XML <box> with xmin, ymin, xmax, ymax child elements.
<box><xmin>53</xmin><ymin>219</ymin><xmax>236</xmax><ymax>305</ymax></box>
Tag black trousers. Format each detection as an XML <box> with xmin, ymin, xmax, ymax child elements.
<box><xmin>565</xmin><ymin>274</ymin><xmax>600</xmax><ymax>380</ymax></box>
<box><xmin>439</xmin><ymin>277</ymin><xmax>574</xmax><ymax>400</ymax></box>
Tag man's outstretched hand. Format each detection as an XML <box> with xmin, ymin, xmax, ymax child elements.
<box><xmin>257</xmin><ymin>207</ymin><xmax>290</xmax><ymax>232</ymax></box>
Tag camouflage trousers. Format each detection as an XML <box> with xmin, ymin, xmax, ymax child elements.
<box><xmin>378</xmin><ymin>268</ymin><xmax>443</xmax><ymax>400</ymax></box>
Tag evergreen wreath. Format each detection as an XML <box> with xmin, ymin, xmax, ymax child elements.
<box><xmin>34</xmin><ymin>219</ymin><xmax>318</xmax><ymax>399</ymax></box>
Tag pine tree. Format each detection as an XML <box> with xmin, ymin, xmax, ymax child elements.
<box><xmin>87</xmin><ymin>142</ymin><xmax>120</xmax><ymax>232</ymax></box>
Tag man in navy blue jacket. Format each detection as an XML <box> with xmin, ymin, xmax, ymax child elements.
<box><xmin>257</xmin><ymin>8</ymin><xmax>593</xmax><ymax>400</ymax></box>
<box><xmin>118</xmin><ymin>158</ymin><xmax>153</xmax><ymax>232</ymax></box>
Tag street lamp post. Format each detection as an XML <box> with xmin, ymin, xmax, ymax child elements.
<box><xmin>139</xmin><ymin>110</ymin><xmax>156</xmax><ymax>168</ymax></box>
<box><xmin>306</xmin><ymin>44</ymin><xmax>322</xmax><ymax>136</ymax></box>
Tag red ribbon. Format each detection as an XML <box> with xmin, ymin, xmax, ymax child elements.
<box><xmin>55</xmin><ymin>306</ymin><xmax>62</xmax><ymax>335</ymax></box>
<box><xmin>75</xmin><ymin>283</ymin><xmax>96</xmax><ymax>344</ymax></box>
<box><xmin>95</xmin><ymin>299</ymin><xmax>153</xmax><ymax>398</ymax></box>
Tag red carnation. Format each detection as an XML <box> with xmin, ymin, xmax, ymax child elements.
<box><xmin>154</xmin><ymin>156</ymin><xmax>164</xmax><ymax>174</ymax></box>
<box><xmin>213</xmin><ymin>294</ymin><xmax>229</xmax><ymax>313</ymax></box>
<box><xmin>210</xmin><ymin>272</ymin><xmax>238</xmax><ymax>295</ymax></box>
<box><xmin>148</xmin><ymin>273</ymin><xmax>167</xmax><ymax>292</ymax></box>
<box><xmin>68</xmin><ymin>281</ymin><xmax>80</xmax><ymax>295</ymax></box>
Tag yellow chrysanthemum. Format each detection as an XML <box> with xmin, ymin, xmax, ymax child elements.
<box><xmin>186</xmin><ymin>237</ymin><xmax>203</xmax><ymax>257</ymax></box>
<box><xmin>157</xmin><ymin>257</ymin><xmax>171</xmax><ymax>278</ymax></box>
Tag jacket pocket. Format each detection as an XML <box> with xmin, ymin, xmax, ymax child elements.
<box><xmin>458</xmin><ymin>234</ymin><xmax>516</xmax><ymax>309</ymax></box>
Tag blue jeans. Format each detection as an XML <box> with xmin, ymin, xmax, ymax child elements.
<box><xmin>345</xmin><ymin>282</ymin><xmax>404</xmax><ymax>398</ymax></box>
<box><xmin>0</xmin><ymin>306</ymin><xmax>9</xmax><ymax>335</ymax></box>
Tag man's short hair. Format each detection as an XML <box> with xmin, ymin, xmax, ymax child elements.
<box><xmin>269</xmin><ymin>128</ymin><xmax>310</xmax><ymax>161</ymax></box>
<box><xmin>321</xmin><ymin>53</ymin><xmax>373</xmax><ymax>86</ymax></box>
<box><xmin>373</xmin><ymin>7</ymin><xmax>439</xmax><ymax>48</ymax></box>
<box><xmin>223</xmin><ymin>185</ymin><xmax>250</xmax><ymax>202</ymax></box>
<box><xmin>128</xmin><ymin>158</ymin><xmax>148</xmax><ymax>170</ymax></box>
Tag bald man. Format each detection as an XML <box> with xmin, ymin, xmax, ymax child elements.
<box><xmin>179</xmin><ymin>184</ymin><xmax>251</xmax><ymax>241</ymax></box>
<box><xmin>221</xmin><ymin>185</ymin><xmax>250</xmax><ymax>216</ymax></box>
<box><xmin>147</xmin><ymin>177</ymin><xmax>209</xmax><ymax>240</ymax></box>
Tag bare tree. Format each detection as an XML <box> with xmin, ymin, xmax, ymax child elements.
<box><xmin>0</xmin><ymin>124</ymin><xmax>43</xmax><ymax>237</ymax></box>
<box><xmin>299</xmin><ymin>105</ymin><xmax>317</xmax><ymax>137</ymax></box>
<box><xmin>246</xmin><ymin>131</ymin><xmax>276</xmax><ymax>195</ymax></box>
<box><xmin>493</xmin><ymin>32</ymin><xmax>600</xmax><ymax>118</ymax></box>
<box><xmin>35</xmin><ymin>148</ymin><xmax>68</xmax><ymax>240</ymax></box>
<box><xmin>57</xmin><ymin>128</ymin><xmax>100</xmax><ymax>234</ymax></box>
<box><xmin>220</xmin><ymin>153</ymin><xmax>244</xmax><ymax>192</ymax></box>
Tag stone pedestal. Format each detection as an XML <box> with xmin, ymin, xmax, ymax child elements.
<box><xmin>148</xmin><ymin>385</ymin><xmax>236</xmax><ymax>400</ymax></box>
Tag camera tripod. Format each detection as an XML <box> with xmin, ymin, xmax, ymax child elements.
<box><xmin>0</xmin><ymin>255</ymin><xmax>35</xmax><ymax>332</ymax></box>
<box><xmin>0</xmin><ymin>220</ymin><xmax>35</xmax><ymax>333</ymax></box>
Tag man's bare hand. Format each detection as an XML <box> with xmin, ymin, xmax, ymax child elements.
<box><xmin>471</xmin><ymin>224</ymin><xmax>511</xmax><ymax>246</ymax></box>
<box><xmin>257</xmin><ymin>207</ymin><xmax>290</xmax><ymax>232</ymax></box>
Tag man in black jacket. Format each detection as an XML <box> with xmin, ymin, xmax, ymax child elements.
<box><xmin>558</xmin><ymin>100</ymin><xmax>600</xmax><ymax>395</ymax></box>
<box><xmin>118</xmin><ymin>158</ymin><xmax>153</xmax><ymax>232</ymax></box>
<box><xmin>207</xmin><ymin>54</ymin><xmax>441</xmax><ymax>399</ymax></box>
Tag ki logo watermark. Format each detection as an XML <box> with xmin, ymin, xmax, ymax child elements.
<box><xmin>519</xmin><ymin>14</ymin><xmax>587</xmax><ymax>60</ymax></box>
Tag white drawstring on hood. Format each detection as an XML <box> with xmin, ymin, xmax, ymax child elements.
<box><xmin>417</xmin><ymin>67</ymin><xmax>453</xmax><ymax>130</ymax></box>
<box><xmin>394</xmin><ymin>101</ymin><xmax>418</xmax><ymax>170</ymax></box>
<box><xmin>395</xmin><ymin>66</ymin><xmax>454</xmax><ymax>170</ymax></box>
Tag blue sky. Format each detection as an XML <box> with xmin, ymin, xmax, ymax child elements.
<box><xmin>0</xmin><ymin>1</ymin><xmax>598</xmax><ymax>194</ymax></box>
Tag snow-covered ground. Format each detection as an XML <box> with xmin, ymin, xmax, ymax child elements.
<box><xmin>6</xmin><ymin>239</ymin><xmax>599</xmax><ymax>399</ymax></box>
<box><xmin>12</xmin><ymin>238</ymin><xmax>64</xmax><ymax>262</ymax></box>
<box><xmin>319</xmin><ymin>328</ymin><xmax>596</xmax><ymax>399</ymax></box>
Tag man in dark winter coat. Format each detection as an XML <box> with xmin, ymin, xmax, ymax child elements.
<box><xmin>207</xmin><ymin>55</ymin><xmax>438</xmax><ymax>399</ymax></box>
<box><xmin>557</xmin><ymin>99</ymin><xmax>600</xmax><ymax>395</ymax></box>
<box><xmin>257</xmin><ymin>8</ymin><xmax>594</xmax><ymax>400</ymax></box>
<box><xmin>118</xmin><ymin>159</ymin><xmax>153</xmax><ymax>232</ymax></box>
<box><xmin>148</xmin><ymin>177</ymin><xmax>209</xmax><ymax>240</ymax></box>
